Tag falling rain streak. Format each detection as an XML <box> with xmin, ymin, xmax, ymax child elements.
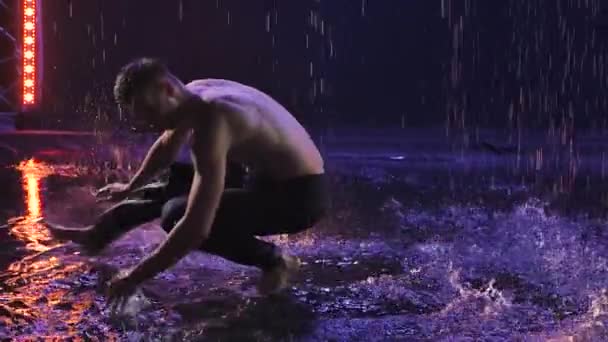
<box><xmin>257</xmin><ymin>2</ymin><xmax>335</xmax><ymax>107</ymax></box>
<box><xmin>47</xmin><ymin>0</ymin><xmax>604</xmax><ymax>153</ymax></box>
<box><xmin>306</xmin><ymin>3</ymin><xmax>335</xmax><ymax>104</ymax></box>
<box><xmin>179</xmin><ymin>0</ymin><xmax>183</xmax><ymax>22</ymax></box>
<box><xmin>266</xmin><ymin>12</ymin><xmax>271</xmax><ymax>32</ymax></box>
<box><xmin>440</xmin><ymin>0</ymin><xmax>607</xmax><ymax>193</ymax></box>
<box><xmin>99</xmin><ymin>13</ymin><xmax>104</xmax><ymax>41</ymax></box>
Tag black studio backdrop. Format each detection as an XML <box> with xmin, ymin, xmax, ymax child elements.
<box><xmin>0</xmin><ymin>0</ymin><xmax>18</xmax><ymax>112</ymax></box>
<box><xmin>40</xmin><ymin>0</ymin><xmax>608</xmax><ymax>131</ymax></box>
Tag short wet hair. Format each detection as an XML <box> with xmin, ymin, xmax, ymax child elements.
<box><xmin>113</xmin><ymin>57</ymin><xmax>168</xmax><ymax>109</ymax></box>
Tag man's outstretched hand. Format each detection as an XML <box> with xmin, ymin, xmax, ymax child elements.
<box><xmin>107</xmin><ymin>268</ymin><xmax>139</xmax><ymax>312</ymax></box>
<box><xmin>95</xmin><ymin>182</ymin><xmax>130</xmax><ymax>202</ymax></box>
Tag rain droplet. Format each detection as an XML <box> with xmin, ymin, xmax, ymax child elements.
<box><xmin>179</xmin><ymin>0</ymin><xmax>183</xmax><ymax>21</ymax></box>
<box><xmin>266</xmin><ymin>12</ymin><xmax>271</xmax><ymax>32</ymax></box>
<box><xmin>100</xmin><ymin>13</ymin><xmax>104</xmax><ymax>41</ymax></box>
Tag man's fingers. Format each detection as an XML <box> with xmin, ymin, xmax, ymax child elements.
<box><xmin>110</xmin><ymin>296</ymin><xmax>121</xmax><ymax>313</ymax></box>
<box><xmin>108</xmin><ymin>289</ymin><xmax>122</xmax><ymax>312</ymax></box>
<box><xmin>96</xmin><ymin>184</ymin><xmax>109</xmax><ymax>192</ymax></box>
<box><xmin>119</xmin><ymin>296</ymin><xmax>129</xmax><ymax>311</ymax></box>
<box><xmin>95</xmin><ymin>190</ymin><xmax>108</xmax><ymax>198</ymax></box>
<box><xmin>110</xmin><ymin>295</ymin><xmax>129</xmax><ymax>315</ymax></box>
<box><xmin>96</xmin><ymin>193</ymin><xmax>126</xmax><ymax>203</ymax></box>
<box><xmin>108</xmin><ymin>295</ymin><xmax>118</xmax><ymax>313</ymax></box>
<box><xmin>96</xmin><ymin>196</ymin><xmax>112</xmax><ymax>203</ymax></box>
<box><xmin>110</xmin><ymin>300</ymin><xmax>124</xmax><ymax>315</ymax></box>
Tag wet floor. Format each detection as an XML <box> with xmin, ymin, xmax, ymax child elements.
<box><xmin>2</xmin><ymin>131</ymin><xmax>608</xmax><ymax>340</ymax></box>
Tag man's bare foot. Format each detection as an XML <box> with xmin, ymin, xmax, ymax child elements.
<box><xmin>44</xmin><ymin>220</ymin><xmax>89</xmax><ymax>242</ymax></box>
<box><xmin>257</xmin><ymin>254</ymin><xmax>301</xmax><ymax>296</ymax></box>
<box><xmin>44</xmin><ymin>221</ymin><xmax>105</xmax><ymax>255</ymax></box>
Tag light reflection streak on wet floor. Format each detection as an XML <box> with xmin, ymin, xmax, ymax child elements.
<box><xmin>0</xmin><ymin>159</ymin><xmax>102</xmax><ymax>339</ymax></box>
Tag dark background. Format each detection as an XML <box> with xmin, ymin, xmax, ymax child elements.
<box><xmin>2</xmin><ymin>0</ymin><xmax>608</xmax><ymax>131</ymax></box>
<box><xmin>0</xmin><ymin>0</ymin><xmax>18</xmax><ymax>113</ymax></box>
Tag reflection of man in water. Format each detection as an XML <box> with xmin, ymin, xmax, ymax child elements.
<box><xmin>46</xmin><ymin>58</ymin><xmax>329</xmax><ymax>302</ymax></box>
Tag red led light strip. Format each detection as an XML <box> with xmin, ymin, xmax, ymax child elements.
<box><xmin>22</xmin><ymin>0</ymin><xmax>36</xmax><ymax>106</ymax></box>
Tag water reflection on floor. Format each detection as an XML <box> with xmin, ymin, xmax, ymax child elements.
<box><xmin>0</xmin><ymin>160</ymin><xmax>105</xmax><ymax>339</ymax></box>
<box><xmin>2</xmin><ymin>153</ymin><xmax>608</xmax><ymax>340</ymax></box>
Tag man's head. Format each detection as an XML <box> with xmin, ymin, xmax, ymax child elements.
<box><xmin>113</xmin><ymin>58</ymin><xmax>185</xmax><ymax>130</ymax></box>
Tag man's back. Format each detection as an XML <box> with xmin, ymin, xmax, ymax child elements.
<box><xmin>186</xmin><ymin>79</ymin><xmax>324</xmax><ymax>180</ymax></box>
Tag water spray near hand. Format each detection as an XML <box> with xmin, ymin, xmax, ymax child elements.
<box><xmin>106</xmin><ymin>268</ymin><xmax>150</xmax><ymax>317</ymax></box>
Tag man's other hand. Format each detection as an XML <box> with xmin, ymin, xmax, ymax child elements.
<box><xmin>96</xmin><ymin>182</ymin><xmax>131</xmax><ymax>202</ymax></box>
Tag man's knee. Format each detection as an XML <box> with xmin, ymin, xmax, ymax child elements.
<box><xmin>166</xmin><ymin>163</ymin><xmax>195</xmax><ymax>197</ymax></box>
<box><xmin>225</xmin><ymin>162</ymin><xmax>248</xmax><ymax>188</ymax></box>
<box><xmin>160</xmin><ymin>197</ymin><xmax>187</xmax><ymax>232</ymax></box>
<box><xmin>102</xmin><ymin>199</ymin><xmax>161</xmax><ymax>221</ymax></box>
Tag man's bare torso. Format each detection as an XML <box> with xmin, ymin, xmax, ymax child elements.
<box><xmin>184</xmin><ymin>79</ymin><xmax>324</xmax><ymax>180</ymax></box>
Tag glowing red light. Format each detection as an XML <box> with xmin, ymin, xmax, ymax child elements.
<box><xmin>22</xmin><ymin>0</ymin><xmax>38</xmax><ymax>105</ymax></box>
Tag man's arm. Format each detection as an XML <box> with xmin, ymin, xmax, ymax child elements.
<box><xmin>128</xmin><ymin>113</ymin><xmax>231</xmax><ymax>283</ymax></box>
<box><xmin>126</xmin><ymin>124</ymin><xmax>191</xmax><ymax>191</ymax></box>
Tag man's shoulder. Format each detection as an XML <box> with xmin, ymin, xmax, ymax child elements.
<box><xmin>186</xmin><ymin>78</ymin><xmax>243</xmax><ymax>88</ymax></box>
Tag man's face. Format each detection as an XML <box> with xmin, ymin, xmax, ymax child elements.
<box><xmin>126</xmin><ymin>80</ymin><xmax>180</xmax><ymax>130</ymax></box>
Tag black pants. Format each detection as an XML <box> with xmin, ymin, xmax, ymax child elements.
<box><xmin>93</xmin><ymin>162</ymin><xmax>329</xmax><ymax>270</ymax></box>
<box><xmin>89</xmin><ymin>162</ymin><xmax>247</xmax><ymax>252</ymax></box>
<box><xmin>161</xmin><ymin>173</ymin><xmax>329</xmax><ymax>270</ymax></box>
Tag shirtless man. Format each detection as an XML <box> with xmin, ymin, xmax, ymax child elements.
<box><xmin>47</xmin><ymin>58</ymin><xmax>329</xmax><ymax>301</ymax></box>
